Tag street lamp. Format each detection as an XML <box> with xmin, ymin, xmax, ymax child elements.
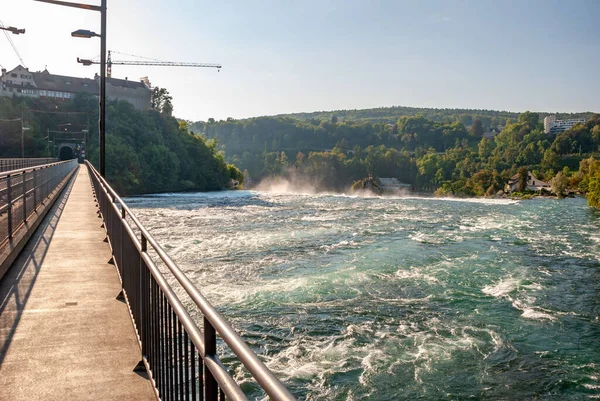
<box><xmin>34</xmin><ymin>0</ymin><xmax>107</xmax><ymax>177</ymax></box>
<box><xmin>76</xmin><ymin>58</ymin><xmax>95</xmax><ymax>66</ymax></box>
<box><xmin>0</xmin><ymin>26</ymin><xmax>26</xmax><ymax>35</ymax></box>
<box><xmin>71</xmin><ymin>29</ymin><xmax>100</xmax><ymax>38</ymax></box>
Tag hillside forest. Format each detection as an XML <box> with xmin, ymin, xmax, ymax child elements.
<box><xmin>0</xmin><ymin>93</ymin><xmax>242</xmax><ymax>195</ymax></box>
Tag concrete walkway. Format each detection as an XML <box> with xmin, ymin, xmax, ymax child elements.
<box><xmin>0</xmin><ymin>166</ymin><xmax>156</xmax><ymax>401</ymax></box>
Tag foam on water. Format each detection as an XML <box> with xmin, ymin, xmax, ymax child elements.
<box><xmin>482</xmin><ymin>277</ymin><xmax>521</xmax><ymax>298</ymax></box>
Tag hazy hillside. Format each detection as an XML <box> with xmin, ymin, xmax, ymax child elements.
<box><xmin>274</xmin><ymin>105</ymin><xmax>594</xmax><ymax>128</ymax></box>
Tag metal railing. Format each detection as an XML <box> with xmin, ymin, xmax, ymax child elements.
<box><xmin>0</xmin><ymin>159</ymin><xmax>78</xmax><ymax>246</ymax></box>
<box><xmin>85</xmin><ymin>161</ymin><xmax>295</xmax><ymax>401</ymax></box>
<box><xmin>0</xmin><ymin>158</ymin><xmax>58</xmax><ymax>173</ymax></box>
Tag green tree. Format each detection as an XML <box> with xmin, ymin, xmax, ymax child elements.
<box><xmin>550</xmin><ymin>172</ymin><xmax>568</xmax><ymax>198</ymax></box>
<box><xmin>151</xmin><ymin>87</ymin><xmax>174</xmax><ymax>115</ymax></box>
<box><xmin>518</xmin><ymin>111</ymin><xmax>539</xmax><ymax>129</ymax></box>
<box><xmin>470</xmin><ymin>118</ymin><xmax>484</xmax><ymax>137</ymax></box>
<box><xmin>469</xmin><ymin>169</ymin><xmax>500</xmax><ymax>196</ymax></box>
<box><xmin>478</xmin><ymin>137</ymin><xmax>494</xmax><ymax>159</ymax></box>
<box><xmin>517</xmin><ymin>166</ymin><xmax>529</xmax><ymax>192</ymax></box>
<box><xmin>226</xmin><ymin>164</ymin><xmax>244</xmax><ymax>186</ymax></box>
<box><xmin>541</xmin><ymin>149</ymin><xmax>560</xmax><ymax>173</ymax></box>
<box><xmin>139</xmin><ymin>145</ymin><xmax>180</xmax><ymax>193</ymax></box>
<box><xmin>105</xmin><ymin>134</ymin><xmax>140</xmax><ymax>194</ymax></box>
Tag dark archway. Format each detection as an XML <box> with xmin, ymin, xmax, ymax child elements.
<box><xmin>59</xmin><ymin>146</ymin><xmax>74</xmax><ymax>161</ymax></box>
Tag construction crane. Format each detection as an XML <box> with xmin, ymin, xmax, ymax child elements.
<box><xmin>77</xmin><ymin>50</ymin><xmax>221</xmax><ymax>78</ymax></box>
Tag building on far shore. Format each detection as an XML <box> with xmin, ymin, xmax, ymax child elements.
<box><xmin>483</xmin><ymin>127</ymin><xmax>501</xmax><ymax>139</ymax></box>
<box><xmin>505</xmin><ymin>171</ymin><xmax>551</xmax><ymax>193</ymax></box>
<box><xmin>378</xmin><ymin>177</ymin><xmax>412</xmax><ymax>193</ymax></box>
<box><xmin>544</xmin><ymin>115</ymin><xmax>586</xmax><ymax>134</ymax></box>
<box><xmin>0</xmin><ymin>65</ymin><xmax>151</xmax><ymax>111</ymax></box>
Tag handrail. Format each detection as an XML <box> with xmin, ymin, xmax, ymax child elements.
<box><xmin>85</xmin><ymin>160</ymin><xmax>295</xmax><ymax>401</ymax></box>
<box><xmin>0</xmin><ymin>160</ymin><xmax>70</xmax><ymax>178</ymax></box>
<box><xmin>0</xmin><ymin>159</ymin><xmax>78</xmax><ymax>246</ymax></box>
<box><xmin>0</xmin><ymin>158</ymin><xmax>57</xmax><ymax>173</ymax></box>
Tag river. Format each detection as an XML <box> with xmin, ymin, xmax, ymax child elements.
<box><xmin>127</xmin><ymin>191</ymin><xmax>600</xmax><ymax>400</ymax></box>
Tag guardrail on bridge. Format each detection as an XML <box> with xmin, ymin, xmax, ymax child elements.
<box><xmin>86</xmin><ymin>160</ymin><xmax>295</xmax><ymax>401</ymax></box>
<box><xmin>0</xmin><ymin>158</ymin><xmax>58</xmax><ymax>173</ymax></box>
<box><xmin>0</xmin><ymin>159</ymin><xmax>78</xmax><ymax>246</ymax></box>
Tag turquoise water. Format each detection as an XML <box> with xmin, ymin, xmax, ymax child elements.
<box><xmin>128</xmin><ymin>191</ymin><xmax>600</xmax><ymax>400</ymax></box>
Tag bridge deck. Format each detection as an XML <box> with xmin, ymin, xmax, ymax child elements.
<box><xmin>0</xmin><ymin>166</ymin><xmax>156</xmax><ymax>401</ymax></box>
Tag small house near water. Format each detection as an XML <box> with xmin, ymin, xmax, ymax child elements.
<box><xmin>505</xmin><ymin>171</ymin><xmax>550</xmax><ymax>193</ymax></box>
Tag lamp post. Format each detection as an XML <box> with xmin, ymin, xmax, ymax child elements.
<box><xmin>21</xmin><ymin>127</ymin><xmax>31</xmax><ymax>158</ymax></box>
<box><xmin>34</xmin><ymin>0</ymin><xmax>107</xmax><ymax>177</ymax></box>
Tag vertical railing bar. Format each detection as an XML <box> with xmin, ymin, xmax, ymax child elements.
<box><xmin>168</xmin><ymin>303</ymin><xmax>174</xmax><ymax>401</ymax></box>
<box><xmin>140</xmin><ymin>258</ymin><xmax>145</xmax><ymax>354</ymax></box>
<box><xmin>185</xmin><ymin>330</ymin><xmax>190</xmax><ymax>401</ymax></box>
<box><xmin>32</xmin><ymin>168</ymin><xmax>37</xmax><ymax>212</ymax></box>
<box><xmin>146</xmin><ymin>275</ymin><xmax>156</xmax><ymax>371</ymax></box>
<box><xmin>159</xmin><ymin>293</ymin><xmax>165</xmax><ymax>400</ymax></box>
<box><xmin>144</xmin><ymin>261</ymin><xmax>150</xmax><ymax>359</ymax></box>
<box><xmin>138</xmin><ymin>249</ymin><xmax>143</xmax><ymax>341</ymax></box>
<box><xmin>199</xmin><ymin>350</ymin><xmax>204</xmax><ymax>401</ymax></box>
<box><xmin>157</xmin><ymin>292</ymin><xmax>162</xmax><ymax>400</ymax></box>
<box><xmin>7</xmin><ymin>174</ymin><xmax>12</xmax><ymax>238</ymax></box>
<box><xmin>164</xmin><ymin>294</ymin><xmax>170</xmax><ymax>401</ymax></box>
<box><xmin>22</xmin><ymin>172</ymin><xmax>26</xmax><ymax>223</ymax></box>
<box><xmin>179</xmin><ymin>320</ymin><xmax>184</xmax><ymax>400</ymax></box>
<box><xmin>204</xmin><ymin>317</ymin><xmax>218</xmax><ymax>401</ymax></box>
<box><xmin>163</xmin><ymin>295</ymin><xmax>169</xmax><ymax>401</ymax></box>
<box><xmin>141</xmin><ymin>233</ymin><xmax>148</xmax><ymax>361</ymax></box>
<box><xmin>155</xmin><ymin>280</ymin><xmax>160</xmax><ymax>393</ymax></box>
<box><xmin>174</xmin><ymin>310</ymin><xmax>180</xmax><ymax>401</ymax></box>
<box><xmin>191</xmin><ymin>341</ymin><xmax>197</xmax><ymax>401</ymax></box>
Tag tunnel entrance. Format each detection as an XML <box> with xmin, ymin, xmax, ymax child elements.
<box><xmin>59</xmin><ymin>146</ymin><xmax>74</xmax><ymax>161</ymax></box>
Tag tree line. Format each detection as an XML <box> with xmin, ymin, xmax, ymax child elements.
<box><xmin>192</xmin><ymin>111</ymin><xmax>600</xmax><ymax>206</ymax></box>
<box><xmin>275</xmin><ymin>105</ymin><xmax>593</xmax><ymax>127</ymax></box>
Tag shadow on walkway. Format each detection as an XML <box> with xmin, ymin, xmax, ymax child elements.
<box><xmin>0</xmin><ymin>174</ymin><xmax>75</xmax><ymax>366</ymax></box>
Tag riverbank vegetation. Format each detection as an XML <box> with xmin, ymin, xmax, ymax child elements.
<box><xmin>0</xmin><ymin>94</ymin><xmax>242</xmax><ymax>195</ymax></box>
<box><xmin>193</xmin><ymin>110</ymin><xmax>600</xmax><ymax>206</ymax></box>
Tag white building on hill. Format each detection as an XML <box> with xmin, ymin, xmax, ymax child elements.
<box><xmin>483</xmin><ymin>127</ymin><xmax>501</xmax><ymax>139</ymax></box>
<box><xmin>544</xmin><ymin>115</ymin><xmax>586</xmax><ymax>134</ymax></box>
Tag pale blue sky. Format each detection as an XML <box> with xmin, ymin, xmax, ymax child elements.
<box><xmin>1</xmin><ymin>0</ymin><xmax>598</xmax><ymax>121</ymax></box>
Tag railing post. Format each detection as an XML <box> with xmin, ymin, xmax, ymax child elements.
<box><xmin>204</xmin><ymin>317</ymin><xmax>218</xmax><ymax>401</ymax></box>
<box><xmin>140</xmin><ymin>232</ymin><xmax>147</xmax><ymax>357</ymax></box>
<box><xmin>22</xmin><ymin>172</ymin><xmax>27</xmax><ymax>223</ymax></box>
<box><xmin>33</xmin><ymin>168</ymin><xmax>37</xmax><ymax>212</ymax></box>
<box><xmin>7</xmin><ymin>175</ymin><xmax>12</xmax><ymax>239</ymax></box>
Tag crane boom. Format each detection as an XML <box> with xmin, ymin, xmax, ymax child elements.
<box><xmin>77</xmin><ymin>50</ymin><xmax>221</xmax><ymax>77</ymax></box>
<box><xmin>109</xmin><ymin>60</ymin><xmax>221</xmax><ymax>68</ymax></box>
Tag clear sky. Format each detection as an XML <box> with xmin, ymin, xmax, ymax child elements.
<box><xmin>1</xmin><ymin>0</ymin><xmax>599</xmax><ymax>121</ymax></box>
